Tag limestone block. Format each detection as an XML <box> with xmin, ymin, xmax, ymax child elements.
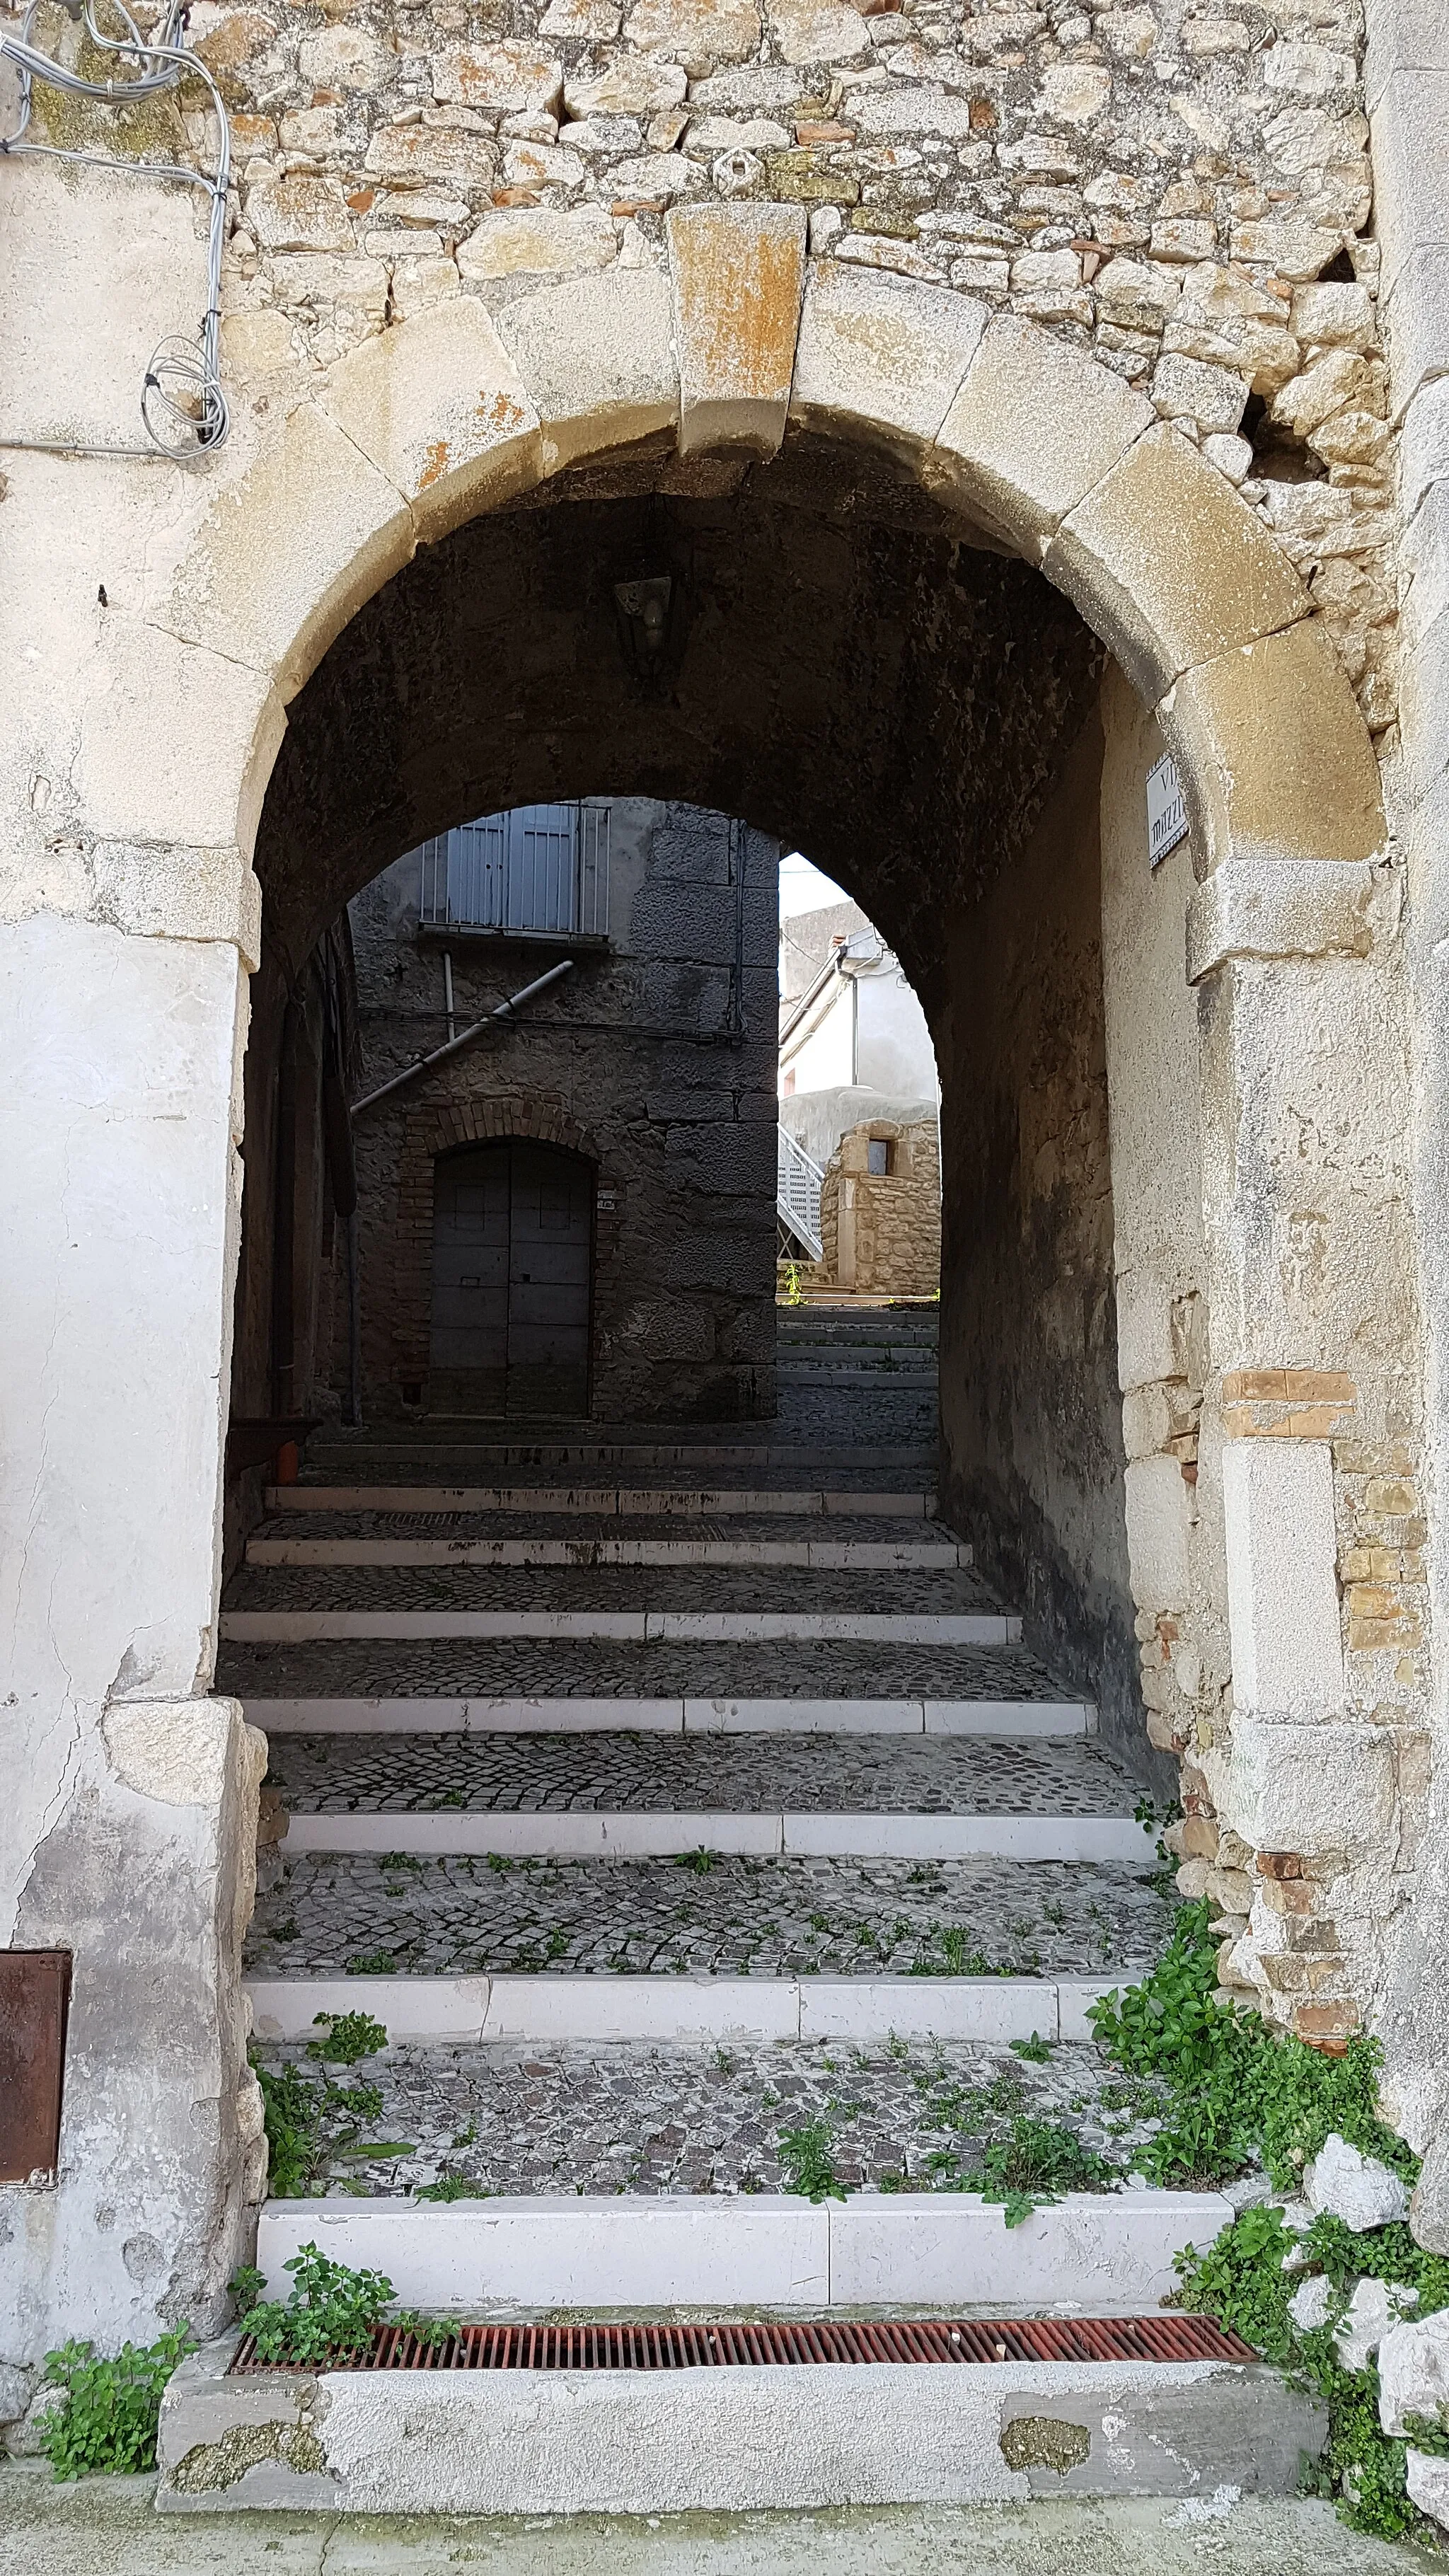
<box><xmin>103</xmin><ymin>1698</ymin><xmax>247</xmax><ymax>1806</ymax></box>
<box><xmin>1287</xmin><ymin>2273</ymin><xmax>1333</xmax><ymax>2333</ymax></box>
<box><xmin>930</xmin><ymin>316</ymin><xmax>1154</xmax><ymax>555</ymax></box>
<box><xmin>565</xmin><ymin>57</ymin><xmax>689</xmax><ymax>115</ymax></box>
<box><xmin>457</xmin><ymin>207</ymin><xmax>618</xmax><ymax>282</ymax></box>
<box><xmin>1044</xmin><ymin>425</ymin><xmax>1310</xmax><ymax>705</ymax></box>
<box><xmin>1222</xmin><ymin>1440</ymin><xmax>1343</xmax><ymax>1720</ymax></box>
<box><xmin>73</xmin><ymin>620</ymin><xmax>284</xmax><ymax>868</ymax></box>
<box><xmin>1334</xmin><ymin>2275</ymin><xmax>1418</xmax><ymax>2373</ymax></box>
<box><xmin>317</xmin><ymin>297</ymin><xmax>543</xmax><ymax>545</ymax></box>
<box><xmin>1124</xmin><ymin>1453</ymin><xmax>1192</xmax><ymax>1612</ymax></box>
<box><xmin>768</xmin><ymin>0</ymin><xmax>870</xmax><ymax>64</ymax></box>
<box><xmin>667</xmin><ymin>201</ymin><xmax>807</xmax><ymax>458</ymax></box>
<box><xmin>297</xmin><ymin>26</ymin><xmax>388</xmax><ymax>88</ymax></box>
<box><xmin>1160</xmin><ymin>623</ymin><xmax>1386</xmax><ymax>874</ymax></box>
<box><xmin>790</xmin><ymin>263</ymin><xmax>986</xmax><ymax>460</ymax></box>
<box><xmin>494</xmin><ymin>267</ymin><xmax>679</xmax><ymax>470</ymax></box>
<box><xmin>1305</xmin><ymin>2135</ymin><xmax>1412</xmax><ymax>2234</ymax></box>
<box><xmin>1150</xmin><ymin>352</ymin><xmax>1248</xmax><ymax>435</ymax></box>
<box><xmin>1409</xmin><ymin>2451</ymin><xmax>1449</xmax><ymax>2531</ymax></box>
<box><xmin>364</xmin><ymin>125</ymin><xmax>497</xmax><ymax>188</ymax></box>
<box><xmin>1381</xmin><ymin>246</ymin><xmax>1449</xmax><ymax>422</ymax></box>
<box><xmin>1370</xmin><ymin>67</ymin><xmax>1449</xmax><ymax>314</ymax></box>
<box><xmin>65</xmin><ymin>844</ymin><xmax>264</xmax><ymax>971</ymax></box>
<box><xmin>245</xmin><ymin>175</ymin><xmax>354</xmax><ymax>257</ymax></box>
<box><xmin>432</xmin><ymin>42</ymin><xmax>563</xmax><ymax>115</ymax></box>
<box><xmin>1228</xmin><ymin>1721</ymin><xmax>1393</xmax><ymax>1855</ymax></box>
<box><xmin>627</xmin><ymin>0</ymin><xmax>761</xmax><ymax>62</ymax></box>
<box><xmin>1186</xmin><ymin>857</ymin><xmax>1375</xmax><ymax>983</ymax></box>
<box><xmin>160</xmin><ymin>399</ymin><xmax>415</xmax><ymax>700</ymax></box>
<box><xmin>1381</xmin><ymin>2309</ymin><xmax>1449</xmax><ymax>2437</ymax></box>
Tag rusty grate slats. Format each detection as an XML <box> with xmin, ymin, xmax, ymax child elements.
<box><xmin>231</xmin><ymin>2314</ymin><xmax>1257</xmax><ymax>2375</ymax></box>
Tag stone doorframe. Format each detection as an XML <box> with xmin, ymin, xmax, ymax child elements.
<box><xmin>1</xmin><ymin>195</ymin><xmax>1416</xmax><ymax>2357</ymax></box>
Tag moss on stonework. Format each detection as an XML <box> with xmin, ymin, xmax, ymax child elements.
<box><xmin>23</xmin><ymin>8</ymin><xmax>195</xmax><ymax>161</ymax></box>
<box><xmin>168</xmin><ymin>2419</ymin><xmax>329</xmax><ymax>2493</ymax></box>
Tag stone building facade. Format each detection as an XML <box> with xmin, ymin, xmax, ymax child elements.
<box><xmin>7</xmin><ymin>0</ymin><xmax>1449</xmax><ymax>2372</ymax></box>
<box><xmin>345</xmin><ymin>800</ymin><xmax>780</xmax><ymax>1421</ymax></box>
<box><xmin>810</xmin><ymin>1114</ymin><xmax>942</xmax><ymax>1295</ymax></box>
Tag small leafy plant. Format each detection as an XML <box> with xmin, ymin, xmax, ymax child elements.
<box><xmin>252</xmin><ymin>2012</ymin><xmax>393</xmax><ymax>2196</ymax></box>
<box><xmin>237</xmin><ymin>2245</ymin><xmax>451</xmax><ymax>2364</ymax></box>
<box><xmin>974</xmin><ymin>2116</ymin><xmax>1112</xmax><ymax>2228</ymax></box>
<box><xmin>347</xmin><ymin>1949</ymin><xmax>398</xmax><ymax>1975</ymax></box>
<box><xmin>778</xmin><ymin>2118</ymin><xmax>849</xmax><ymax>2203</ymax></box>
<box><xmin>38</xmin><ymin>2328</ymin><xmax>196</xmax><ymax>2480</ymax></box>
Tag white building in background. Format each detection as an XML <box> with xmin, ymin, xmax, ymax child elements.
<box><xmin>778</xmin><ymin>900</ymin><xmax>940</xmax><ymax>1164</ymax></box>
<box><xmin>777</xmin><ymin>899</ymin><xmax>942</xmax><ymax>1295</ymax></box>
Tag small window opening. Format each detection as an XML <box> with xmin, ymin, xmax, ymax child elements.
<box><xmin>867</xmin><ymin>1137</ymin><xmax>893</xmax><ymax>1177</ymax></box>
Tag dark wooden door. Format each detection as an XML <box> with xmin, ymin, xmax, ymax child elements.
<box><xmin>429</xmin><ymin>1142</ymin><xmax>591</xmax><ymax>1415</ymax></box>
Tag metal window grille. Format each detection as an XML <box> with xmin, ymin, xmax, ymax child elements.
<box><xmin>420</xmin><ymin>804</ymin><xmax>609</xmax><ymax>938</ymax></box>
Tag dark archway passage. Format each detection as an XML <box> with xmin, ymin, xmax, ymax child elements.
<box><xmin>232</xmin><ymin>427</ymin><xmax>1148</xmax><ymax>1779</ymax></box>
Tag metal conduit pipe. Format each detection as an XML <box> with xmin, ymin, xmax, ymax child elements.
<box><xmin>351</xmin><ymin>957</ymin><xmax>575</xmax><ymax>1117</ymax></box>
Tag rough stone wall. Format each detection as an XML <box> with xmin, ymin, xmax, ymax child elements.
<box><xmin>15</xmin><ymin>0</ymin><xmax>1391</xmax><ymax>731</ymax></box>
<box><xmin>344</xmin><ymin>801</ymin><xmax>781</xmax><ymax>1419</ymax></box>
<box><xmin>935</xmin><ymin>703</ymin><xmax>1154</xmax><ymax>1783</ymax></box>
<box><xmin>813</xmin><ymin>1114</ymin><xmax>942</xmax><ymax>1293</ymax></box>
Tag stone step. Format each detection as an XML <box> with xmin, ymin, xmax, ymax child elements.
<box><xmin>224</xmin><ymin>1610</ymin><xmax>1022</xmax><ymax>1644</ymax></box>
<box><xmin>158</xmin><ymin>2314</ymin><xmax>1318</xmax><ymax>2515</ymax></box>
<box><xmin>301</xmin><ymin>1440</ymin><xmax>937</xmax><ymax>1473</ymax></box>
<box><xmin>244</xmin><ymin>1850</ymin><xmax>1170</xmax><ymax>1987</ymax></box>
<box><xmin>244</xmin><ymin>1969</ymin><xmax>1121</xmax><ymax>2046</ymax></box>
<box><xmin>247</xmin><ymin>1696</ymin><xmax>1097</xmax><ymax>1736</ymax></box>
<box><xmin>279</xmin><ymin>1811</ymin><xmax>1149</xmax><ymax>1864</ymax></box>
<box><xmin>248</xmin><ymin>2193</ymin><xmax>1228</xmax><ymax>2319</ymax></box>
<box><xmin>265</xmin><ymin>1486</ymin><xmax>940</xmax><ymax>1515</ymax></box>
<box><xmin>227</xmin><ymin>1560</ymin><xmax>995</xmax><ymax>1615</ymax></box>
<box><xmin>777</xmin><ymin>1366</ymin><xmax>937</xmax><ymax>1388</ymax></box>
<box><xmin>264</xmin><ymin>1726</ymin><xmax>1136</xmax><ymax>1821</ymax></box>
<box><xmin>240</xmin><ymin>2028</ymin><xmax>1137</xmax><ymax>2197</ymax></box>
<box><xmin>245</xmin><ymin>1526</ymin><xmax>969</xmax><ymax>1572</ymax></box>
<box><xmin>217</xmin><ymin>1636</ymin><xmax>1074</xmax><ymax>1709</ymax></box>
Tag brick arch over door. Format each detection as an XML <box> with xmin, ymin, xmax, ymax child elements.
<box><xmin>391</xmin><ymin>1092</ymin><xmax>606</xmax><ymax>1390</ymax></box>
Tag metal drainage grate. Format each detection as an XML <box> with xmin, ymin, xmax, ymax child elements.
<box><xmin>231</xmin><ymin>2315</ymin><xmax>1257</xmax><ymax>2375</ymax></box>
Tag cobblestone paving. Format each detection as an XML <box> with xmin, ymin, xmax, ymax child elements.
<box><xmin>250</xmin><ymin>1513</ymin><xmax>958</xmax><ymax>1545</ymax></box>
<box><xmin>224</xmin><ymin>1564</ymin><xmax>1000</xmax><ymax>1614</ymax></box>
<box><xmin>250</xmin><ymin>2036</ymin><xmax>1162</xmax><ymax>2200</ymax></box>
<box><xmin>220</xmin><ymin>1636</ymin><xmax>1070</xmax><ymax>1702</ymax></box>
<box><xmin>265</xmin><ymin>1732</ymin><xmax>1143</xmax><ymax>1818</ymax></box>
<box><xmin>246</xmin><ymin>1854</ymin><xmax>1170</xmax><ymax>1979</ymax></box>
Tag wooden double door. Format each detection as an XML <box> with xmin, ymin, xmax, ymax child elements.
<box><xmin>429</xmin><ymin>1141</ymin><xmax>592</xmax><ymax>1416</ymax></box>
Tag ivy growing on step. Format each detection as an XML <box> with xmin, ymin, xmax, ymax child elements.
<box><xmin>1097</xmin><ymin>1901</ymin><xmax>1445</xmax><ymax>2544</ymax></box>
<box><xmin>1088</xmin><ymin>1901</ymin><xmax>1416</xmax><ymax>2190</ymax></box>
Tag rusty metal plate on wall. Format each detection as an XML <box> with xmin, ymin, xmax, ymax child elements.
<box><xmin>0</xmin><ymin>1950</ymin><xmax>71</xmax><ymax>2183</ymax></box>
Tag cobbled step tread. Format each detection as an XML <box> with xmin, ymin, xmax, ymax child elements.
<box><xmin>224</xmin><ymin>1564</ymin><xmax>1001</xmax><ymax>1615</ymax></box>
<box><xmin>265</xmin><ymin>1731</ymin><xmax>1140</xmax><ymax>1818</ymax></box>
<box><xmin>218</xmin><ymin>1637</ymin><xmax>1071</xmax><ymax>1704</ymax></box>
<box><xmin>245</xmin><ymin>1850</ymin><xmax>1170</xmax><ymax>1982</ymax></box>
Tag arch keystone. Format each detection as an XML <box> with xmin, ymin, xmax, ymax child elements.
<box><xmin>667</xmin><ymin>201</ymin><xmax>807</xmax><ymax>458</ymax></box>
<box><xmin>1161</xmin><ymin>620</ymin><xmax>1387</xmax><ymax>872</ymax></box>
<box><xmin>790</xmin><ymin>262</ymin><xmax>988</xmax><ymax>461</ymax></box>
<box><xmin>494</xmin><ymin>267</ymin><xmax>678</xmax><ymax>473</ymax></box>
<box><xmin>316</xmin><ymin>299</ymin><xmax>544</xmax><ymax>546</ymax></box>
<box><xmin>928</xmin><ymin>314</ymin><xmax>1154</xmax><ymax>555</ymax></box>
<box><xmin>1045</xmin><ymin>422</ymin><xmax>1311</xmax><ymax>705</ymax></box>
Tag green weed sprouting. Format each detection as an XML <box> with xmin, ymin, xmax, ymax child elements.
<box><xmin>37</xmin><ymin>2328</ymin><xmax>196</xmax><ymax>2480</ymax></box>
<box><xmin>251</xmin><ymin>2011</ymin><xmax>394</xmax><ymax>2197</ymax></box>
<box><xmin>236</xmin><ymin>2244</ymin><xmax>451</xmax><ymax>2365</ymax></box>
<box><xmin>778</xmin><ymin>2118</ymin><xmax>848</xmax><ymax>2203</ymax></box>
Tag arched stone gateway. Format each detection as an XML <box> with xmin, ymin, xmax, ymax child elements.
<box><xmin>0</xmin><ymin>192</ymin><xmax>1429</xmax><ymax>2361</ymax></box>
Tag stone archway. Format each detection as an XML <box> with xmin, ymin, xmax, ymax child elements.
<box><xmin>3</xmin><ymin>200</ymin><xmax>1419</xmax><ymax>2360</ymax></box>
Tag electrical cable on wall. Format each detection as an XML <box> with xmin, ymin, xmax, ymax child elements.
<box><xmin>0</xmin><ymin>0</ymin><xmax>230</xmax><ymax>459</ymax></box>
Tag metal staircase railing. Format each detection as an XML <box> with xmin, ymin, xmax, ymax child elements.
<box><xmin>777</xmin><ymin>1127</ymin><xmax>824</xmax><ymax>1264</ymax></box>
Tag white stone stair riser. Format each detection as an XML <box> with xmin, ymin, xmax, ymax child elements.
<box><xmin>277</xmin><ymin>1811</ymin><xmax>1153</xmax><ymax>1866</ymax></box>
<box><xmin>243</xmin><ymin>1974</ymin><xmax>1121</xmax><ymax>2046</ymax></box>
<box><xmin>265</xmin><ymin>1486</ymin><xmax>940</xmax><ymax>1516</ymax></box>
<box><xmin>244</xmin><ymin>1537</ymin><xmax>968</xmax><ymax>1570</ymax></box>
<box><xmin>222</xmin><ymin>1611</ymin><xmax>1022</xmax><ymax>1644</ymax></box>
<box><xmin>243</xmin><ymin>1696</ymin><xmax>1097</xmax><ymax>1735</ymax></box>
<box><xmin>249</xmin><ymin>2190</ymin><xmax>1232</xmax><ymax>2318</ymax></box>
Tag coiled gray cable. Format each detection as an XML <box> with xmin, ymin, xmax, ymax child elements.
<box><xmin>0</xmin><ymin>0</ymin><xmax>230</xmax><ymax>458</ymax></box>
